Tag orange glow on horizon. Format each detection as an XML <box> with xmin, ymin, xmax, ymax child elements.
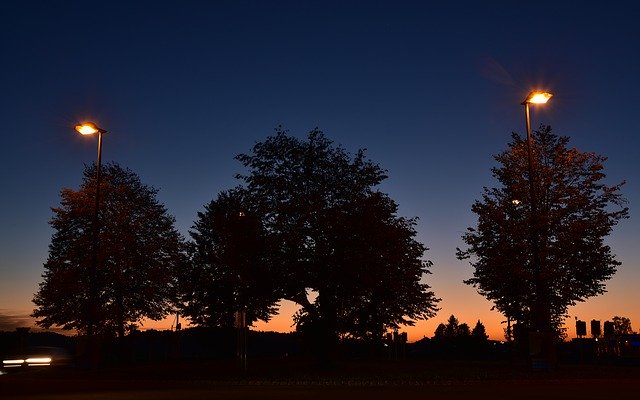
<box><xmin>130</xmin><ymin>285</ymin><xmax>640</xmax><ymax>343</ymax></box>
<box><xmin>12</xmin><ymin>283</ymin><xmax>637</xmax><ymax>344</ymax></box>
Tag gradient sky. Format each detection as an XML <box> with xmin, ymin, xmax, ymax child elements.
<box><xmin>1</xmin><ymin>0</ymin><xmax>638</xmax><ymax>341</ymax></box>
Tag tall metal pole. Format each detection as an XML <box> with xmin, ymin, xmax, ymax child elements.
<box><xmin>522</xmin><ymin>94</ymin><xmax>557</xmax><ymax>371</ymax></box>
<box><xmin>523</xmin><ymin>101</ymin><xmax>546</xmax><ymax>334</ymax></box>
<box><xmin>75</xmin><ymin>123</ymin><xmax>106</xmax><ymax>338</ymax></box>
<box><xmin>74</xmin><ymin>122</ymin><xmax>107</xmax><ymax>366</ymax></box>
<box><xmin>87</xmin><ymin>129</ymin><xmax>103</xmax><ymax>338</ymax></box>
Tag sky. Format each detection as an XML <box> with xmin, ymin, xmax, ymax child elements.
<box><xmin>1</xmin><ymin>0</ymin><xmax>638</xmax><ymax>341</ymax></box>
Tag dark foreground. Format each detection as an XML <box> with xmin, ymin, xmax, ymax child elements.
<box><xmin>2</xmin><ymin>359</ymin><xmax>638</xmax><ymax>400</ymax></box>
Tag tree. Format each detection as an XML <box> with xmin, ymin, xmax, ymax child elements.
<box><xmin>612</xmin><ymin>316</ymin><xmax>633</xmax><ymax>335</ymax></box>
<box><xmin>33</xmin><ymin>163</ymin><xmax>185</xmax><ymax>338</ymax></box>
<box><xmin>235</xmin><ymin>128</ymin><xmax>439</xmax><ymax>348</ymax></box>
<box><xmin>433</xmin><ymin>315</ymin><xmax>472</xmax><ymax>340</ymax></box>
<box><xmin>443</xmin><ymin>315</ymin><xmax>461</xmax><ymax>338</ymax></box>
<box><xmin>457</xmin><ymin>323</ymin><xmax>471</xmax><ymax>337</ymax></box>
<box><xmin>179</xmin><ymin>189</ymin><xmax>279</xmax><ymax>327</ymax></box>
<box><xmin>458</xmin><ymin>126</ymin><xmax>629</xmax><ymax>338</ymax></box>
<box><xmin>433</xmin><ymin>323</ymin><xmax>447</xmax><ymax>339</ymax></box>
<box><xmin>471</xmin><ymin>320</ymin><xmax>488</xmax><ymax>341</ymax></box>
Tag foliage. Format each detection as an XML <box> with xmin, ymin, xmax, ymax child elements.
<box><xmin>32</xmin><ymin>163</ymin><xmax>185</xmax><ymax>337</ymax></box>
<box><xmin>431</xmin><ymin>315</ymin><xmax>489</xmax><ymax>358</ymax></box>
<box><xmin>235</xmin><ymin>127</ymin><xmax>439</xmax><ymax>344</ymax></box>
<box><xmin>612</xmin><ymin>316</ymin><xmax>634</xmax><ymax>335</ymax></box>
<box><xmin>444</xmin><ymin>315</ymin><xmax>467</xmax><ymax>338</ymax></box>
<box><xmin>433</xmin><ymin>315</ymin><xmax>486</xmax><ymax>341</ymax></box>
<box><xmin>471</xmin><ymin>319</ymin><xmax>488</xmax><ymax>341</ymax></box>
<box><xmin>179</xmin><ymin>189</ymin><xmax>279</xmax><ymax>327</ymax></box>
<box><xmin>458</xmin><ymin>126</ymin><xmax>629</xmax><ymax>337</ymax></box>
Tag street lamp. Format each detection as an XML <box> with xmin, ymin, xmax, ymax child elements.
<box><xmin>521</xmin><ymin>90</ymin><xmax>553</xmax><ymax>369</ymax></box>
<box><xmin>74</xmin><ymin>122</ymin><xmax>107</xmax><ymax>338</ymax></box>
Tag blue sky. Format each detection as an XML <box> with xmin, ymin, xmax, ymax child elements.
<box><xmin>1</xmin><ymin>0</ymin><xmax>638</xmax><ymax>339</ymax></box>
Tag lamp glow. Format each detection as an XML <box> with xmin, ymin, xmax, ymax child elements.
<box><xmin>75</xmin><ymin>122</ymin><xmax>105</xmax><ymax>135</ymax></box>
<box><xmin>524</xmin><ymin>91</ymin><xmax>553</xmax><ymax>104</ymax></box>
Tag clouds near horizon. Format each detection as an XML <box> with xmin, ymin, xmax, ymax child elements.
<box><xmin>0</xmin><ymin>309</ymin><xmax>34</xmax><ymax>332</ymax></box>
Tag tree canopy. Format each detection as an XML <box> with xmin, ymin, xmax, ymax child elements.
<box><xmin>458</xmin><ymin>126</ymin><xmax>628</xmax><ymax>338</ymax></box>
<box><xmin>433</xmin><ymin>315</ymin><xmax>474</xmax><ymax>340</ymax></box>
<box><xmin>612</xmin><ymin>316</ymin><xmax>634</xmax><ymax>335</ymax></box>
<box><xmin>472</xmin><ymin>320</ymin><xmax>488</xmax><ymax>341</ymax></box>
<box><xmin>33</xmin><ymin>163</ymin><xmax>185</xmax><ymax>337</ymax></box>
<box><xmin>431</xmin><ymin>315</ymin><xmax>488</xmax><ymax>357</ymax></box>
<box><xmin>232</xmin><ymin>128</ymin><xmax>440</xmax><ymax>344</ymax></box>
<box><xmin>179</xmin><ymin>189</ymin><xmax>280</xmax><ymax>327</ymax></box>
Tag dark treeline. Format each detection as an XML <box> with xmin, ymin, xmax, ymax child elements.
<box><xmin>0</xmin><ymin>326</ymin><xmax>499</xmax><ymax>364</ymax></box>
<box><xmin>3</xmin><ymin>327</ymin><xmax>637</xmax><ymax>368</ymax></box>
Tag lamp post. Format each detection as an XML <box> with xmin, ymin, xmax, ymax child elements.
<box><xmin>521</xmin><ymin>91</ymin><xmax>553</xmax><ymax>369</ymax></box>
<box><xmin>234</xmin><ymin>210</ymin><xmax>248</xmax><ymax>373</ymax></box>
<box><xmin>75</xmin><ymin>122</ymin><xmax>107</xmax><ymax>338</ymax></box>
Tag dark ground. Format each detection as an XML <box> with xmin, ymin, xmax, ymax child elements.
<box><xmin>1</xmin><ymin>358</ymin><xmax>638</xmax><ymax>400</ymax></box>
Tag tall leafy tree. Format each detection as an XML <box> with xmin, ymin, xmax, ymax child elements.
<box><xmin>180</xmin><ymin>189</ymin><xmax>279</xmax><ymax>327</ymax></box>
<box><xmin>33</xmin><ymin>163</ymin><xmax>185</xmax><ymax>338</ymax></box>
<box><xmin>333</xmin><ymin>191</ymin><xmax>439</xmax><ymax>340</ymax></box>
<box><xmin>458</xmin><ymin>126</ymin><xmax>628</xmax><ymax>338</ymax></box>
<box><xmin>235</xmin><ymin>128</ymin><xmax>439</xmax><ymax>346</ymax></box>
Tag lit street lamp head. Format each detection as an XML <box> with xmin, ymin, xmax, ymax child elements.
<box><xmin>522</xmin><ymin>91</ymin><xmax>553</xmax><ymax>105</ymax></box>
<box><xmin>75</xmin><ymin>122</ymin><xmax>106</xmax><ymax>135</ymax></box>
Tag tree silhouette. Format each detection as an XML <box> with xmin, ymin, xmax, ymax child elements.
<box><xmin>444</xmin><ymin>315</ymin><xmax>461</xmax><ymax>338</ymax></box>
<box><xmin>179</xmin><ymin>189</ymin><xmax>279</xmax><ymax>327</ymax></box>
<box><xmin>612</xmin><ymin>316</ymin><xmax>634</xmax><ymax>335</ymax></box>
<box><xmin>433</xmin><ymin>323</ymin><xmax>447</xmax><ymax>339</ymax></box>
<box><xmin>471</xmin><ymin>319</ymin><xmax>488</xmax><ymax>341</ymax></box>
<box><xmin>433</xmin><ymin>315</ymin><xmax>472</xmax><ymax>340</ymax></box>
<box><xmin>432</xmin><ymin>315</ymin><xmax>489</xmax><ymax>357</ymax></box>
<box><xmin>235</xmin><ymin>128</ymin><xmax>439</xmax><ymax>350</ymax></box>
<box><xmin>458</xmin><ymin>126</ymin><xmax>629</xmax><ymax>338</ymax></box>
<box><xmin>33</xmin><ymin>164</ymin><xmax>185</xmax><ymax>337</ymax></box>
